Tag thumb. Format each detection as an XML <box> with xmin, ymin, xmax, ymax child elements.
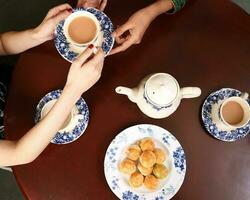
<box><xmin>52</xmin><ymin>10</ymin><xmax>71</xmax><ymax>25</ymax></box>
<box><xmin>113</xmin><ymin>21</ymin><xmax>133</xmax><ymax>37</ymax></box>
<box><xmin>74</xmin><ymin>45</ymin><xmax>95</xmax><ymax>65</ymax></box>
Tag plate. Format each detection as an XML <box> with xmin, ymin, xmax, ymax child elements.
<box><xmin>201</xmin><ymin>88</ymin><xmax>250</xmax><ymax>142</ymax></box>
<box><xmin>104</xmin><ymin>124</ymin><xmax>186</xmax><ymax>200</ymax></box>
<box><xmin>54</xmin><ymin>7</ymin><xmax>114</xmax><ymax>62</ymax></box>
<box><xmin>35</xmin><ymin>89</ymin><xmax>89</xmax><ymax>144</ymax></box>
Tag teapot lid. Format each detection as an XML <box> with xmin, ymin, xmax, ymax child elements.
<box><xmin>145</xmin><ymin>73</ymin><xmax>179</xmax><ymax>106</ymax></box>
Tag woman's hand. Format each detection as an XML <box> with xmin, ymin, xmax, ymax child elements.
<box><xmin>33</xmin><ymin>4</ymin><xmax>72</xmax><ymax>42</ymax></box>
<box><xmin>110</xmin><ymin>0</ymin><xmax>173</xmax><ymax>55</ymax></box>
<box><xmin>109</xmin><ymin>8</ymin><xmax>154</xmax><ymax>55</ymax></box>
<box><xmin>77</xmin><ymin>0</ymin><xmax>107</xmax><ymax>11</ymax></box>
<box><xmin>65</xmin><ymin>46</ymin><xmax>105</xmax><ymax>96</ymax></box>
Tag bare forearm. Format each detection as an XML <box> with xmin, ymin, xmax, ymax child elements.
<box><xmin>0</xmin><ymin>29</ymin><xmax>44</xmax><ymax>55</ymax></box>
<box><xmin>0</xmin><ymin>85</ymin><xmax>81</xmax><ymax>166</ymax></box>
<box><xmin>145</xmin><ymin>0</ymin><xmax>173</xmax><ymax>20</ymax></box>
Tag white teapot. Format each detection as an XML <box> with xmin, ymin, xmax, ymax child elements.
<box><xmin>115</xmin><ymin>73</ymin><xmax>202</xmax><ymax>119</ymax></box>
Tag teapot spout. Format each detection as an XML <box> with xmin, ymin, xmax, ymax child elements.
<box><xmin>115</xmin><ymin>86</ymin><xmax>138</xmax><ymax>103</ymax></box>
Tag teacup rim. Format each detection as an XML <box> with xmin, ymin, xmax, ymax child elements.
<box><xmin>63</xmin><ymin>10</ymin><xmax>100</xmax><ymax>47</ymax></box>
<box><xmin>219</xmin><ymin>96</ymin><xmax>250</xmax><ymax>128</ymax></box>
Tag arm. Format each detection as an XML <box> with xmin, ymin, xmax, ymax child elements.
<box><xmin>0</xmin><ymin>47</ymin><xmax>105</xmax><ymax>166</ymax></box>
<box><xmin>0</xmin><ymin>30</ymin><xmax>45</xmax><ymax>55</ymax></box>
<box><xmin>110</xmin><ymin>0</ymin><xmax>186</xmax><ymax>55</ymax></box>
<box><xmin>0</xmin><ymin>3</ymin><xmax>72</xmax><ymax>55</ymax></box>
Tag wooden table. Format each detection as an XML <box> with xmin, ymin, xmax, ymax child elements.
<box><xmin>5</xmin><ymin>0</ymin><xmax>250</xmax><ymax>199</ymax></box>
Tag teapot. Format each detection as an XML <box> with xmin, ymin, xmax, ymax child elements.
<box><xmin>115</xmin><ymin>73</ymin><xmax>201</xmax><ymax>119</ymax></box>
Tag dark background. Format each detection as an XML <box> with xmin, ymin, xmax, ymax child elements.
<box><xmin>1</xmin><ymin>0</ymin><xmax>250</xmax><ymax>200</ymax></box>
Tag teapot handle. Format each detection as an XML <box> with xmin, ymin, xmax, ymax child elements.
<box><xmin>180</xmin><ymin>87</ymin><xmax>201</xmax><ymax>99</ymax></box>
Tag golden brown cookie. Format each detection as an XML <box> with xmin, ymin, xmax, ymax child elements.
<box><xmin>140</xmin><ymin>138</ymin><xmax>155</xmax><ymax>151</ymax></box>
<box><xmin>153</xmin><ymin>148</ymin><xmax>166</xmax><ymax>164</ymax></box>
<box><xmin>129</xmin><ymin>172</ymin><xmax>144</xmax><ymax>188</ymax></box>
<box><xmin>126</xmin><ymin>145</ymin><xmax>142</xmax><ymax>161</ymax></box>
<box><xmin>119</xmin><ymin>159</ymin><xmax>136</xmax><ymax>174</ymax></box>
<box><xmin>137</xmin><ymin>162</ymin><xmax>153</xmax><ymax>176</ymax></box>
<box><xmin>144</xmin><ymin>175</ymin><xmax>159</xmax><ymax>190</ymax></box>
<box><xmin>139</xmin><ymin>150</ymin><xmax>156</xmax><ymax>168</ymax></box>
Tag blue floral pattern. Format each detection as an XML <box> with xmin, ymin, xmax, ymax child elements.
<box><xmin>173</xmin><ymin>147</ymin><xmax>186</xmax><ymax>174</ymax></box>
<box><xmin>202</xmin><ymin>88</ymin><xmax>250</xmax><ymax>142</ymax></box>
<box><xmin>122</xmin><ymin>191</ymin><xmax>139</xmax><ymax>200</ymax></box>
<box><xmin>111</xmin><ymin>177</ymin><xmax>120</xmax><ymax>190</ymax></box>
<box><xmin>35</xmin><ymin>89</ymin><xmax>89</xmax><ymax>144</ymax></box>
<box><xmin>104</xmin><ymin>124</ymin><xmax>186</xmax><ymax>200</ymax></box>
<box><xmin>143</xmin><ymin>90</ymin><xmax>172</xmax><ymax>111</ymax></box>
<box><xmin>54</xmin><ymin>7</ymin><xmax>114</xmax><ymax>62</ymax></box>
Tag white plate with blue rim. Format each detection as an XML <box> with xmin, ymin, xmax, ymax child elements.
<box><xmin>35</xmin><ymin>89</ymin><xmax>89</xmax><ymax>144</ymax></box>
<box><xmin>104</xmin><ymin>124</ymin><xmax>186</xmax><ymax>200</ymax></box>
<box><xmin>201</xmin><ymin>88</ymin><xmax>250</xmax><ymax>142</ymax></box>
<box><xmin>54</xmin><ymin>7</ymin><xmax>114</xmax><ymax>62</ymax></box>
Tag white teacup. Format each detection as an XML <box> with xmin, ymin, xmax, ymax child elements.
<box><xmin>41</xmin><ymin>99</ymin><xmax>78</xmax><ymax>133</ymax></box>
<box><xmin>63</xmin><ymin>10</ymin><xmax>100</xmax><ymax>47</ymax></box>
<box><xmin>212</xmin><ymin>92</ymin><xmax>250</xmax><ymax>130</ymax></box>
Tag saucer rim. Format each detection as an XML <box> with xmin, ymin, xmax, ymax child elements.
<box><xmin>54</xmin><ymin>7</ymin><xmax>114</xmax><ymax>63</ymax></box>
<box><xmin>35</xmin><ymin>89</ymin><xmax>89</xmax><ymax>145</ymax></box>
<box><xmin>104</xmin><ymin>124</ymin><xmax>186</xmax><ymax>200</ymax></box>
<box><xmin>201</xmin><ymin>88</ymin><xmax>250</xmax><ymax>142</ymax></box>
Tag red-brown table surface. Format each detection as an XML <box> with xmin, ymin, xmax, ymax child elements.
<box><xmin>5</xmin><ymin>0</ymin><xmax>250</xmax><ymax>199</ymax></box>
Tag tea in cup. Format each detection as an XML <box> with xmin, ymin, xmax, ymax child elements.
<box><xmin>64</xmin><ymin>10</ymin><xmax>100</xmax><ymax>46</ymax></box>
<box><xmin>213</xmin><ymin>93</ymin><xmax>250</xmax><ymax>130</ymax></box>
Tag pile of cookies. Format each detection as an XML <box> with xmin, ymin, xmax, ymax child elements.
<box><xmin>119</xmin><ymin>137</ymin><xmax>169</xmax><ymax>191</ymax></box>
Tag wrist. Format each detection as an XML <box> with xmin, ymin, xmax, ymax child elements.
<box><xmin>31</xmin><ymin>27</ymin><xmax>47</xmax><ymax>44</ymax></box>
<box><xmin>63</xmin><ymin>83</ymin><xmax>83</xmax><ymax>102</ymax></box>
<box><xmin>146</xmin><ymin>0</ymin><xmax>173</xmax><ymax>18</ymax></box>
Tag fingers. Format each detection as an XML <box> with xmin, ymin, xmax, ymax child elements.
<box><xmin>74</xmin><ymin>46</ymin><xmax>95</xmax><ymax>65</ymax></box>
<box><xmin>112</xmin><ymin>22</ymin><xmax>133</xmax><ymax>38</ymax></box>
<box><xmin>51</xmin><ymin>10</ymin><xmax>71</xmax><ymax>26</ymax></box>
<box><xmin>85</xmin><ymin>48</ymin><xmax>105</xmax><ymax>70</ymax></box>
<box><xmin>115</xmin><ymin>36</ymin><xmax>126</xmax><ymax>44</ymax></box>
<box><xmin>100</xmin><ymin>0</ymin><xmax>108</xmax><ymax>11</ymax></box>
<box><xmin>46</xmin><ymin>3</ymin><xmax>72</xmax><ymax>19</ymax></box>
<box><xmin>109</xmin><ymin>36</ymin><xmax>136</xmax><ymax>55</ymax></box>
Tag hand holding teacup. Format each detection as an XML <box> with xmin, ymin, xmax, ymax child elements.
<box><xmin>66</xmin><ymin>46</ymin><xmax>105</xmax><ymax>95</ymax></box>
<box><xmin>110</xmin><ymin>7</ymin><xmax>153</xmax><ymax>55</ymax></box>
<box><xmin>33</xmin><ymin>4</ymin><xmax>73</xmax><ymax>42</ymax></box>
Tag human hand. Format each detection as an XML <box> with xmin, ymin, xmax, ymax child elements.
<box><xmin>77</xmin><ymin>0</ymin><xmax>107</xmax><ymax>11</ymax></box>
<box><xmin>66</xmin><ymin>45</ymin><xmax>105</xmax><ymax>95</ymax></box>
<box><xmin>33</xmin><ymin>4</ymin><xmax>72</xmax><ymax>42</ymax></box>
<box><xmin>110</xmin><ymin>8</ymin><xmax>154</xmax><ymax>55</ymax></box>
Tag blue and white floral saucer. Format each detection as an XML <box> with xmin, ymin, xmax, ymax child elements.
<box><xmin>54</xmin><ymin>7</ymin><xmax>114</xmax><ymax>62</ymax></box>
<box><xmin>104</xmin><ymin>124</ymin><xmax>186</xmax><ymax>200</ymax></box>
<box><xmin>35</xmin><ymin>90</ymin><xmax>89</xmax><ymax>144</ymax></box>
<box><xmin>202</xmin><ymin>88</ymin><xmax>250</xmax><ymax>142</ymax></box>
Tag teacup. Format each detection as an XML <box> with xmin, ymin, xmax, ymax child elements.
<box><xmin>40</xmin><ymin>99</ymin><xmax>78</xmax><ymax>133</ymax></box>
<box><xmin>211</xmin><ymin>92</ymin><xmax>250</xmax><ymax>131</ymax></box>
<box><xmin>63</xmin><ymin>10</ymin><xmax>100</xmax><ymax>47</ymax></box>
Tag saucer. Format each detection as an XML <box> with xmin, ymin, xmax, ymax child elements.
<box><xmin>54</xmin><ymin>7</ymin><xmax>114</xmax><ymax>62</ymax></box>
<box><xmin>201</xmin><ymin>88</ymin><xmax>250</xmax><ymax>142</ymax></box>
<box><xmin>35</xmin><ymin>89</ymin><xmax>89</xmax><ymax>144</ymax></box>
<box><xmin>104</xmin><ymin>124</ymin><xmax>186</xmax><ymax>200</ymax></box>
